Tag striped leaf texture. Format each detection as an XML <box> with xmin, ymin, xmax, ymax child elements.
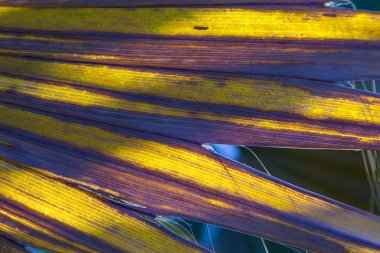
<box><xmin>0</xmin><ymin>158</ymin><xmax>208</xmax><ymax>253</ymax></box>
<box><xmin>1</xmin><ymin>104</ymin><xmax>380</xmax><ymax>252</ymax></box>
<box><xmin>0</xmin><ymin>0</ymin><xmax>328</xmax><ymax>7</ymax></box>
<box><xmin>0</xmin><ymin>236</ymin><xmax>28</xmax><ymax>253</ymax></box>
<box><xmin>0</xmin><ymin>6</ymin><xmax>377</xmax><ymax>80</ymax></box>
<box><xmin>0</xmin><ymin>1</ymin><xmax>379</xmax><ymax>253</ymax></box>
<box><xmin>0</xmin><ymin>56</ymin><xmax>379</xmax><ymax>149</ymax></box>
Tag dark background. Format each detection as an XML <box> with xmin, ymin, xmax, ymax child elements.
<box><xmin>354</xmin><ymin>0</ymin><xmax>380</xmax><ymax>10</ymax></box>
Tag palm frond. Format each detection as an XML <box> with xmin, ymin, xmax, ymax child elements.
<box><xmin>0</xmin><ymin>1</ymin><xmax>379</xmax><ymax>252</ymax></box>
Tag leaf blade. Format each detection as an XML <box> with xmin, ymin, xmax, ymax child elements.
<box><xmin>0</xmin><ymin>29</ymin><xmax>378</xmax><ymax>81</ymax></box>
<box><xmin>0</xmin><ymin>7</ymin><xmax>378</xmax><ymax>41</ymax></box>
<box><xmin>0</xmin><ymin>0</ymin><xmax>327</xmax><ymax>7</ymax></box>
<box><xmin>0</xmin><ymin>157</ymin><xmax>207</xmax><ymax>253</ymax></box>
<box><xmin>1</xmin><ymin>57</ymin><xmax>379</xmax><ymax>149</ymax></box>
<box><xmin>1</xmin><ymin>105</ymin><xmax>379</xmax><ymax>252</ymax></box>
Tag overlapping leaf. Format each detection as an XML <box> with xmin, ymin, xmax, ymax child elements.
<box><xmin>1</xmin><ymin>104</ymin><xmax>380</xmax><ymax>252</ymax></box>
<box><xmin>0</xmin><ymin>5</ymin><xmax>378</xmax><ymax>81</ymax></box>
<box><xmin>0</xmin><ymin>56</ymin><xmax>379</xmax><ymax>149</ymax></box>
<box><xmin>0</xmin><ymin>235</ymin><xmax>28</xmax><ymax>253</ymax></box>
<box><xmin>0</xmin><ymin>0</ymin><xmax>328</xmax><ymax>7</ymax></box>
<box><xmin>0</xmin><ymin>158</ymin><xmax>208</xmax><ymax>253</ymax></box>
<box><xmin>0</xmin><ymin>1</ymin><xmax>379</xmax><ymax>253</ymax></box>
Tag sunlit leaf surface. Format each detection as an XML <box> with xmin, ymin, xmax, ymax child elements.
<box><xmin>0</xmin><ymin>1</ymin><xmax>379</xmax><ymax>252</ymax></box>
<box><xmin>0</xmin><ymin>57</ymin><xmax>379</xmax><ymax>149</ymax></box>
<box><xmin>0</xmin><ymin>158</ymin><xmax>207</xmax><ymax>253</ymax></box>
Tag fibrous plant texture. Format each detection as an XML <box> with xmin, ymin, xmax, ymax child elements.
<box><xmin>0</xmin><ymin>0</ymin><xmax>379</xmax><ymax>252</ymax></box>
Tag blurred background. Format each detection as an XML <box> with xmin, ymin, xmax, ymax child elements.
<box><xmin>353</xmin><ymin>0</ymin><xmax>380</xmax><ymax>10</ymax></box>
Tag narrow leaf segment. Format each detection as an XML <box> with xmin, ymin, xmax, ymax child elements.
<box><xmin>0</xmin><ymin>157</ymin><xmax>208</xmax><ymax>253</ymax></box>
<box><xmin>0</xmin><ymin>56</ymin><xmax>379</xmax><ymax>149</ymax></box>
<box><xmin>0</xmin><ymin>105</ymin><xmax>379</xmax><ymax>252</ymax></box>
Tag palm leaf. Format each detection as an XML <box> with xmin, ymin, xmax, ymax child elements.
<box><xmin>0</xmin><ymin>1</ymin><xmax>379</xmax><ymax>252</ymax></box>
<box><xmin>1</xmin><ymin>104</ymin><xmax>380</xmax><ymax>252</ymax></box>
<box><xmin>0</xmin><ymin>57</ymin><xmax>379</xmax><ymax>149</ymax></box>
<box><xmin>0</xmin><ymin>235</ymin><xmax>28</xmax><ymax>253</ymax></box>
<box><xmin>0</xmin><ymin>33</ymin><xmax>378</xmax><ymax>81</ymax></box>
<box><xmin>0</xmin><ymin>157</ymin><xmax>207</xmax><ymax>253</ymax></box>
<box><xmin>0</xmin><ymin>5</ymin><xmax>378</xmax><ymax>81</ymax></box>
<box><xmin>0</xmin><ymin>0</ymin><xmax>327</xmax><ymax>7</ymax></box>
